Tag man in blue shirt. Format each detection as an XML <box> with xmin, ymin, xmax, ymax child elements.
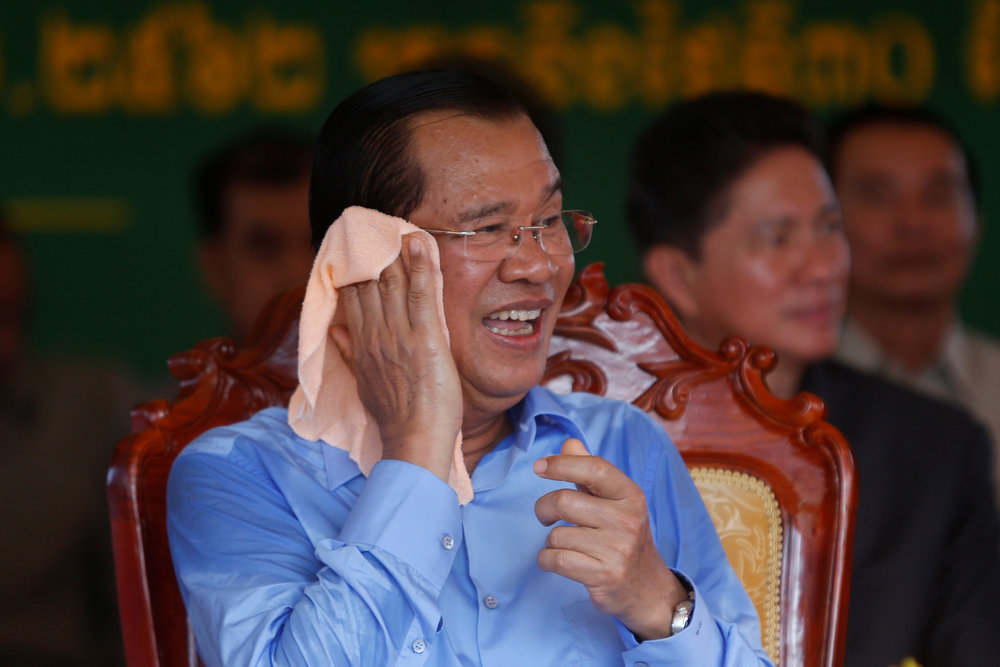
<box><xmin>167</xmin><ymin>70</ymin><xmax>771</xmax><ymax>666</ymax></box>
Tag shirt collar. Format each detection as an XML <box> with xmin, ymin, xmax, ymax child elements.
<box><xmin>836</xmin><ymin>317</ymin><xmax>888</xmax><ymax>372</ymax></box>
<box><xmin>471</xmin><ymin>386</ymin><xmax>591</xmax><ymax>494</ymax></box>
<box><xmin>323</xmin><ymin>440</ymin><xmax>363</xmax><ymax>491</ymax></box>
<box><xmin>508</xmin><ymin>386</ymin><xmax>590</xmax><ymax>453</ymax></box>
<box><xmin>940</xmin><ymin>321</ymin><xmax>972</xmax><ymax>392</ymax></box>
<box><xmin>838</xmin><ymin>316</ymin><xmax>969</xmax><ymax>397</ymax></box>
<box><xmin>321</xmin><ymin>386</ymin><xmax>591</xmax><ymax>492</ymax></box>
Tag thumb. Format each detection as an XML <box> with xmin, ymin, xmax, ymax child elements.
<box><xmin>561</xmin><ymin>437</ymin><xmax>590</xmax><ymax>456</ymax></box>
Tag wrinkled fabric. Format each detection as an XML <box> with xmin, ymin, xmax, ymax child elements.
<box><xmin>168</xmin><ymin>387</ymin><xmax>773</xmax><ymax>667</ymax></box>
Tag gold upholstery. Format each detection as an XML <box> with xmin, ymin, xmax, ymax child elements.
<box><xmin>691</xmin><ymin>468</ymin><xmax>782</xmax><ymax>662</ymax></box>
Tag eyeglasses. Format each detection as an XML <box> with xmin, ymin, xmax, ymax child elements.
<box><xmin>423</xmin><ymin>210</ymin><xmax>596</xmax><ymax>262</ymax></box>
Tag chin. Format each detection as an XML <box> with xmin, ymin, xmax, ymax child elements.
<box><xmin>790</xmin><ymin>344</ymin><xmax>838</xmax><ymax>367</ymax></box>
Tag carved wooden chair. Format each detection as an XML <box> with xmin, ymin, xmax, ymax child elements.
<box><xmin>108</xmin><ymin>263</ymin><xmax>856</xmax><ymax>667</ymax></box>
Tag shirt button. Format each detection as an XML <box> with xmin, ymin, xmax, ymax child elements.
<box><xmin>441</xmin><ymin>535</ymin><xmax>454</xmax><ymax>550</ymax></box>
<box><xmin>412</xmin><ymin>638</ymin><xmax>426</xmax><ymax>654</ymax></box>
<box><xmin>483</xmin><ymin>594</ymin><xmax>499</xmax><ymax>609</ymax></box>
<box><xmin>635</xmin><ymin>663</ymin><xmax>649</xmax><ymax>667</ymax></box>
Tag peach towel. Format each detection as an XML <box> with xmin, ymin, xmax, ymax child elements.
<box><xmin>288</xmin><ymin>206</ymin><xmax>473</xmax><ymax>504</ymax></box>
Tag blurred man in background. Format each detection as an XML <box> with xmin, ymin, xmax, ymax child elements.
<box><xmin>1</xmin><ymin>214</ymin><xmax>129</xmax><ymax>665</ymax></box>
<box><xmin>627</xmin><ymin>91</ymin><xmax>1000</xmax><ymax>666</ymax></box>
<box><xmin>828</xmin><ymin>106</ymin><xmax>1000</xmax><ymax>505</ymax></box>
<box><xmin>194</xmin><ymin>128</ymin><xmax>315</xmax><ymax>341</ymax></box>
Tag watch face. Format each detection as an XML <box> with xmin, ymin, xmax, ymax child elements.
<box><xmin>670</xmin><ymin>599</ymin><xmax>694</xmax><ymax>635</ymax></box>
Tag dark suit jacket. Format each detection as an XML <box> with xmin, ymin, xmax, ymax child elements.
<box><xmin>802</xmin><ymin>360</ymin><xmax>1000</xmax><ymax>667</ymax></box>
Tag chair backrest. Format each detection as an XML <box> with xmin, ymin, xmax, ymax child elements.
<box><xmin>107</xmin><ymin>263</ymin><xmax>855</xmax><ymax>667</ymax></box>
<box><xmin>541</xmin><ymin>264</ymin><xmax>856</xmax><ymax>665</ymax></box>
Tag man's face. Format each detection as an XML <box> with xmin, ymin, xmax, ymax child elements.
<box><xmin>833</xmin><ymin>122</ymin><xmax>977</xmax><ymax>308</ymax></box>
<box><xmin>682</xmin><ymin>147</ymin><xmax>849</xmax><ymax>368</ymax></box>
<box><xmin>199</xmin><ymin>178</ymin><xmax>314</xmax><ymax>339</ymax></box>
<box><xmin>406</xmin><ymin>112</ymin><xmax>573</xmax><ymax>415</ymax></box>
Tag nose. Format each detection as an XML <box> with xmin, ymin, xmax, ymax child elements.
<box><xmin>499</xmin><ymin>227</ymin><xmax>558</xmax><ymax>283</ymax></box>
<box><xmin>798</xmin><ymin>234</ymin><xmax>849</xmax><ymax>285</ymax></box>
<box><xmin>891</xmin><ymin>195</ymin><xmax>931</xmax><ymax>239</ymax></box>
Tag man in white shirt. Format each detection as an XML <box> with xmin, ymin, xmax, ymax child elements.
<box><xmin>828</xmin><ymin>105</ymin><xmax>1000</xmax><ymax>506</ymax></box>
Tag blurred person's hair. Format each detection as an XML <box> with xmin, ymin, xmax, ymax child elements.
<box><xmin>825</xmin><ymin>103</ymin><xmax>981</xmax><ymax>208</ymax></box>
<box><xmin>194</xmin><ymin>128</ymin><xmax>314</xmax><ymax>239</ymax></box>
<box><xmin>627</xmin><ymin>90</ymin><xmax>824</xmax><ymax>258</ymax></box>
<box><xmin>309</xmin><ymin>69</ymin><xmax>530</xmax><ymax>248</ymax></box>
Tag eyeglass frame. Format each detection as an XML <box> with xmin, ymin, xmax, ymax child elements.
<box><xmin>422</xmin><ymin>209</ymin><xmax>597</xmax><ymax>261</ymax></box>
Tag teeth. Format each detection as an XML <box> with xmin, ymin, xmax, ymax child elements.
<box><xmin>485</xmin><ymin>322</ymin><xmax>534</xmax><ymax>336</ymax></box>
<box><xmin>486</xmin><ymin>309</ymin><xmax>542</xmax><ymax>321</ymax></box>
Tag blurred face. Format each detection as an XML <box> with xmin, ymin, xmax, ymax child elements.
<box><xmin>833</xmin><ymin>123</ymin><xmax>977</xmax><ymax>308</ymax></box>
<box><xmin>200</xmin><ymin>178</ymin><xmax>314</xmax><ymax>339</ymax></box>
<box><xmin>406</xmin><ymin>112</ymin><xmax>573</xmax><ymax>413</ymax></box>
<box><xmin>684</xmin><ymin>147</ymin><xmax>849</xmax><ymax>368</ymax></box>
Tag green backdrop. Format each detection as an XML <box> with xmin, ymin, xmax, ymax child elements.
<box><xmin>3</xmin><ymin>0</ymin><xmax>998</xmax><ymax>378</ymax></box>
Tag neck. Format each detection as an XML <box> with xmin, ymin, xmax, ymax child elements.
<box><xmin>763</xmin><ymin>358</ymin><xmax>807</xmax><ymax>400</ymax></box>
<box><xmin>848</xmin><ymin>293</ymin><xmax>956</xmax><ymax>372</ymax></box>
<box><xmin>461</xmin><ymin>410</ymin><xmax>513</xmax><ymax>473</ymax></box>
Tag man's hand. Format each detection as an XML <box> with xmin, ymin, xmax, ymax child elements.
<box><xmin>330</xmin><ymin>234</ymin><xmax>463</xmax><ymax>482</ymax></box>
<box><xmin>534</xmin><ymin>438</ymin><xmax>689</xmax><ymax>641</ymax></box>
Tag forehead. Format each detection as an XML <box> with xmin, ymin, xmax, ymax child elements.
<box><xmin>222</xmin><ymin>179</ymin><xmax>311</xmax><ymax>230</ymax></box>
<box><xmin>722</xmin><ymin>147</ymin><xmax>834</xmax><ymax>215</ymax></box>
<box><xmin>838</xmin><ymin>123</ymin><xmax>966</xmax><ymax>175</ymax></box>
<box><xmin>407</xmin><ymin>111</ymin><xmax>558</xmax><ymax>212</ymax></box>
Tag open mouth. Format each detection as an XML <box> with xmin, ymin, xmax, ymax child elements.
<box><xmin>483</xmin><ymin>308</ymin><xmax>542</xmax><ymax>337</ymax></box>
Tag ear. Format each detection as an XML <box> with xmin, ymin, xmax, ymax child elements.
<box><xmin>642</xmin><ymin>244</ymin><xmax>702</xmax><ymax>322</ymax></box>
<box><xmin>197</xmin><ymin>240</ymin><xmax>226</xmax><ymax>300</ymax></box>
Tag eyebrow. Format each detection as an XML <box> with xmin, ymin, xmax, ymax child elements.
<box><xmin>454</xmin><ymin>177</ymin><xmax>563</xmax><ymax>224</ymax></box>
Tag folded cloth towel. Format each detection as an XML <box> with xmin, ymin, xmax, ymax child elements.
<box><xmin>288</xmin><ymin>206</ymin><xmax>473</xmax><ymax>504</ymax></box>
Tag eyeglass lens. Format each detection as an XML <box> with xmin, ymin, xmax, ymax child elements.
<box><xmin>463</xmin><ymin>211</ymin><xmax>593</xmax><ymax>261</ymax></box>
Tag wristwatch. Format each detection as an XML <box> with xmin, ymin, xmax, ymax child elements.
<box><xmin>670</xmin><ymin>590</ymin><xmax>695</xmax><ymax>636</ymax></box>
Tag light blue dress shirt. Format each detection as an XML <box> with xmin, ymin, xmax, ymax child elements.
<box><xmin>167</xmin><ymin>387</ymin><xmax>773</xmax><ymax>666</ymax></box>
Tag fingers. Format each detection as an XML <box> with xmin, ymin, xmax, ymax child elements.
<box><xmin>537</xmin><ymin>544</ymin><xmax>602</xmax><ymax>580</ymax></box>
<box><xmin>335</xmin><ymin>284</ymin><xmax>364</xmax><ymax>362</ymax></box>
<box><xmin>377</xmin><ymin>255</ymin><xmax>410</xmax><ymax>330</ymax></box>
<box><xmin>403</xmin><ymin>234</ymin><xmax>441</xmax><ymax>333</ymax></box>
<box><xmin>336</xmin><ymin>235</ymin><xmax>440</xmax><ymax>338</ymax></box>
<box><xmin>536</xmin><ymin>486</ymin><xmax>599</xmax><ymax>527</ymax></box>
<box><xmin>534</xmin><ymin>439</ymin><xmax>632</xmax><ymax>502</ymax></box>
<box><xmin>561</xmin><ymin>437</ymin><xmax>589</xmax><ymax>456</ymax></box>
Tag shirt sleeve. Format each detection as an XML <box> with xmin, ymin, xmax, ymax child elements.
<box><xmin>167</xmin><ymin>442</ymin><xmax>462</xmax><ymax>667</ymax></box>
<box><xmin>614</xmin><ymin>412</ymin><xmax>776</xmax><ymax>666</ymax></box>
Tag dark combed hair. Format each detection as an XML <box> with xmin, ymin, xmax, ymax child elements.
<box><xmin>309</xmin><ymin>69</ymin><xmax>529</xmax><ymax>248</ymax></box>
<box><xmin>825</xmin><ymin>104</ymin><xmax>981</xmax><ymax>208</ymax></box>
<box><xmin>626</xmin><ymin>90</ymin><xmax>824</xmax><ymax>258</ymax></box>
<box><xmin>194</xmin><ymin>128</ymin><xmax>314</xmax><ymax>238</ymax></box>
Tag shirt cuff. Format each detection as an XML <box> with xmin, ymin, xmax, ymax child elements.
<box><xmin>618</xmin><ymin>572</ymin><xmax>724</xmax><ymax>666</ymax></box>
<box><xmin>339</xmin><ymin>459</ymin><xmax>463</xmax><ymax>590</ymax></box>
